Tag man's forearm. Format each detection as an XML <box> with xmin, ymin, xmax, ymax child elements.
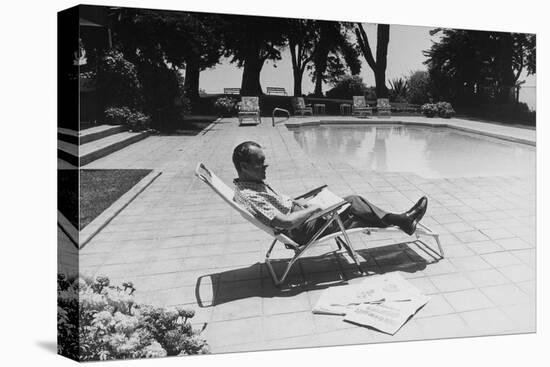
<box><xmin>271</xmin><ymin>205</ymin><xmax>321</xmax><ymax>230</ymax></box>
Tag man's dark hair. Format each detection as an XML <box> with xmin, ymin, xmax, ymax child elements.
<box><xmin>232</xmin><ymin>141</ymin><xmax>261</xmax><ymax>173</ymax></box>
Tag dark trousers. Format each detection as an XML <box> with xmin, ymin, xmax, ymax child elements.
<box><xmin>287</xmin><ymin>195</ymin><xmax>390</xmax><ymax>245</ymax></box>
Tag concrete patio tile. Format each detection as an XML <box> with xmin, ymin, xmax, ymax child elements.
<box><xmin>443</xmin><ymin>244</ymin><xmax>475</xmax><ymax>258</ymax></box>
<box><xmin>444</xmin><ymin>289</ymin><xmax>494</xmax><ymax>312</ymax></box>
<box><xmin>313</xmin><ymin>313</ymin><xmax>356</xmax><ymax>333</ymax></box>
<box><xmin>415</xmin><ymin>294</ymin><xmax>455</xmax><ymax>318</ymax></box>
<box><xmin>481</xmin><ymin>252</ymin><xmax>522</xmax><ymax>268</ymax></box>
<box><xmin>443</xmin><ymin>221</ymin><xmax>476</xmax><ymax>233</ymax></box>
<box><xmin>460</xmin><ymin>228</ymin><xmax>497</xmax><ymax>242</ymax></box>
<box><xmin>434</xmin><ymin>214</ymin><xmax>463</xmax><ymax>224</ymax></box>
<box><xmin>466</xmin><ymin>240</ymin><xmax>504</xmax><ymax>255</ymax></box>
<box><xmin>437</xmin><ymin>233</ymin><xmax>462</xmax><ymax>245</ymax></box>
<box><xmin>495</xmin><ymin>237</ymin><xmax>532</xmax><ymax>250</ymax></box>
<box><xmin>421</xmin><ymin>259</ymin><xmax>458</xmax><ymax>276</ymax></box>
<box><xmin>203</xmin><ymin>317</ymin><xmax>264</xmax><ymax>347</ymax></box>
<box><xmin>430</xmin><ymin>273</ymin><xmax>476</xmax><ymax>293</ymax></box>
<box><xmin>449</xmin><ymin>255</ymin><xmax>492</xmax><ymax>272</ymax></box>
<box><xmin>465</xmin><ymin>268</ymin><xmax>509</xmax><ymax>288</ymax></box>
<box><xmin>316</xmin><ymin>327</ymin><xmax>373</xmax><ymax>347</ymax></box>
<box><xmin>516</xmin><ymin>280</ymin><xmax>536</xmax><ymax>299</ymax></box>
<box><xmin>262</xmin><ymin>311</ymin><xmax>316</xmax><ymax>341</ymax></box>
<box><xmin>479</xmin><ymin>228</ymin><xmax>516</xmax><ymax>240</ymax></box>
<box><xmin>480</xmin><ymin>284</ymin><xmax>530</xmax><ymax>307</ymax></box>
<box><xmin>460</xmin><ymin>308</ymin><xmax>517</xmax><ymax>335</ymax></box>
<box><xmin>407</xmin><ymin>277</ymin><xmax>438</xmax><ymax>295</ymax></box>
<box><xmin>500</xmin><ymin>304</ymin><xmax>536</xmax><ymax>332</ymax></box>
<box><xmin>211</xmin><ymin>297</ymin><xmax>262</xmax><ymax>322</ymax></box>
<box><xmin>260</xmin><ymin>333</ymin><xmax>323</xmax><ymax>351</ymax></box>
<box><xmin>498</xmin><ymin>264</ymin><xmax>535</xmax><ymax>283</ymax></box>
<box><xmin>416</xmin><ymin>314</ymin><xmax>473</xmax><ymax>339</ymax></box>
<box><xmin>263</xmin><ymin>291</ymin><xmax>311</xmax><ymax>315</ymax></box>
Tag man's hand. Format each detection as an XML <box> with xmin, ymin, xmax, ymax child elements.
<box><xmin>271</xmin><ymin>203</ymin><xmax>323</xmax><ymax>230</ymax></box>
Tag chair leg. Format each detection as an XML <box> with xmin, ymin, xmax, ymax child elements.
<box><xmin>335</xmin><ymin>216</ymin><xmax>365</xmax><ymax>274</ymax></box>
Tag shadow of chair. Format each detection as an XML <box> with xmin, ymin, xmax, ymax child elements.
<box><xmin>194</xmin><ymin>239</ymin><xmax>440</xmax><ymax>308</ymax></box>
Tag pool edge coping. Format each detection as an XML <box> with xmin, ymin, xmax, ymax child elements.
<box><xmin>282</xmin><ymin>118</ymin><xmax>536</xmax><ymax>146</ymax></box>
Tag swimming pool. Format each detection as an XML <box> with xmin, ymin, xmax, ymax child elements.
<box><xmin>291</xmin><ymin>124</ymin><xmax>536</xmax><ymax>179</ymax></box>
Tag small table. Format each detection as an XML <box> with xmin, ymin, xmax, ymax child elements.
<box><xmin>313</xmin><ymin>104</ymin><xmax>326</xmax><ymax>115</ymax></box>
<box><xmin>340</xmin><ymin>103</ymin><xmax>351</xmax><ymax>115</ymax></box>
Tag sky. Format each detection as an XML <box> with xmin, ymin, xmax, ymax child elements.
<box><xmin>199</xmin><ymin>23</ymin><xmax>536</xmax><ymax>109</ymax></box>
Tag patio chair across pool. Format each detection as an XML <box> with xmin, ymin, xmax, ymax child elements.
<box><xmin>194</xmin><ymin>162</ymin><xmax>443</xmax><ymax>286</ymax></box>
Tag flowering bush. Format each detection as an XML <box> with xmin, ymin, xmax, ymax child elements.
<box><xmin>104</xmin><ymin>107</ymin><xmax>152</xmax><ymax>132</ymax></box>
<box><xmin>421</xmin><ymin>102</ymin><xmax>455</xmax><ymax>118</ymax></box>
<box><xmin>97</xmin><ymin>49</ymin><xmax>143</xmax><ymax>109</ymax></box>
<box><xmin>214</xmin><ymin>96</ymin><xmax>238</xmax><ymax>117</ymax></box>
<box><xmin>436</xmin><ymin>101</ymin><xmax>455</xmax><ymax>118</ymax></box>
<box><xmin>421</xmin><ymin>103</ymin><xmax>438</xmax><ymax>117</ymax></box>
<box><xmin>58</xmin><ymin>274</ymin><xmax>209</xmax><ymax>362</ymax></box>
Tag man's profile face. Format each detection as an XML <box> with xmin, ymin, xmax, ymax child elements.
<box><xmin>241</xmin><ymin>146</ymin><xmax>268</xmax><ymax>181</ymax></box>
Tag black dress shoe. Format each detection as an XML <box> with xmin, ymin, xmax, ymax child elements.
<box><xmin>400</xmin><ymin>197</ymin><xmax>428</xmax><ymax>235</ymax></box>
<box><xmin>405</xmin><ymin>196</ymin><xmax>427</xmax><ymax>217</ymax></box>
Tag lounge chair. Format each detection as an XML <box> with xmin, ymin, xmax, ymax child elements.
<box><xmin>194</xmin><ymin>163</ymin><xmax>444</xmax><ymax>286</ymax></box>
<box><xmin>238</xmin><ymin>96</ymin><xmax>261</xmax><ymax>125</ymax></box>
<box><xmin>352</xmin><ymin>96</ymin><xmax>373</xmax><ymax>118</ymax></box>
<box><xmin>377</xmin><ymin>98</ymin><xmax>391</xmax><ymax>117</ymax></box>
<box><xmin>292</xmin><ymin>97</ymin><xmax>313</xmax><ymax>117</ymax></box>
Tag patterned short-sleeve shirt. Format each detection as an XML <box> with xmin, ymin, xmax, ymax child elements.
<box><xmin>233</xmin><ymin>179</ymin><xmax>293</xmax><ymax>226</ymax></box>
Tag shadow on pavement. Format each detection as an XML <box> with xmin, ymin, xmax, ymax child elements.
<box><xmin>195</xmin><ymin>240</ymin><xmax>440</xmax><ymax>308</ymax></box>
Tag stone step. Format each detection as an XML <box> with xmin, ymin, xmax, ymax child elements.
<box><xmin>80</xmin><ymin>131</ymin><xmax>150</xmax><ymax>166</ymax></box>
<box><xmin>57</xmin><ymin>130</ymin><xmax>150</xmax><ymax>166</ymax></box>
<box><xmin>58</xmin><ymin>125</ymin><xmax>126</xmax><ymax>145</ymax></box>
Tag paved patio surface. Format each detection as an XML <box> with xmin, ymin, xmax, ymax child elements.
<box><xmin>79</xmin><ymin>116</ymin><xmax>536</xmax><ymax>353</ymax></box>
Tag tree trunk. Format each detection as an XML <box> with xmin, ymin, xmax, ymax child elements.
<box><xmin>183</xmin><ymin>57</ymin><xmax>200</xmax><ymax>101</ymax></box>
<box><xmin>497</xmin><ymin>32</ymin><xmax>515</xmax><ymax>104</ymax></box>
<box><xmin>292</xmin><ymin>67</ymin><xmax>303</xmax><ymax>96</ymax></box>
<box><xmin>241</xmin><ymin>53</ymin><xmax>264</xmax><ymax>95</ymax></box>
<box><xmin>375</xmin><ymin>24</ymin><xmax>390</xmax><ymax>98</ymax></box>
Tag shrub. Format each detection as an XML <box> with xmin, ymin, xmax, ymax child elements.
<box><xmin>214</xmin><ymin>96</ymin><xmax>238</xmax><ymax>117</ymax></box>
<box><xmin>388</xmin><ymin>77</ymin><xmax>408</xmax><ymax>102</ymax></box>
<box><xmin>421</xmin><ymin>101</ymin><xmax>455</xmax><ymax>118</ymax></box>
<box><xmin>96</xmin><ymin>49</ymin><xmax>143</xmax><ymax>109</ymax></box>
<box><xmin>58</xmin><ymin>274</ymin><xmax>209</xmax><ymax>362</ymax></box>
<box><xmin>326</xmin><ymin>75</ymin><xmax>367</xmax><ymax>99</ymax></box>
<box><xmin>436</xmin><ymin>101</ymin><xmax>455</xmax><ymax>118</ymax></box>
<box><xmin>421</xmin><ymin>103</ymin><xmax>438</xmax><ymax>117</ymax></box>
<box><xmin>104</xmin><ymin>107</ymin><xmax>152</xmax><ymax>131</ymax></box>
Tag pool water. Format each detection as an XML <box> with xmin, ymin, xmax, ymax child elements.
<box><xmin>292</xmin><ymin>125</ymin><xmax>535</xmax><ymax>179</ymax></box>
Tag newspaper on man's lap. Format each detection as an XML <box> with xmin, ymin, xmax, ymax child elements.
<box><xmin>312</xmin><ymin>272</ymin><xmax>430</xmax><ymax>335</ymax></box>
<box><xmin>305</xmin><ymin>188</ymin><xmax>348</xmax><ymax>214</ymax></box>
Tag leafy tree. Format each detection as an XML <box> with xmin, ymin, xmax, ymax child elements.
<box><xmin>284</xmin><ymin>19</ymin><xmax>317</xmax><ymax>96</ymax></box>
<box><xmin>325</xmin><ymin>75</ymin><xmax>367</xmax><ymax>99</ymax></box>
<box><xmin>355</xmin><ymin>23</ymin><xmax>390</xmax><ymax>98</ymax></box>
<box><xmin>109</xmin><ymin>8</ymin><xmax>223</xmax><ymax>101</ymax></box>
<box><xmin>221</xmin><ymin>14</ymin><xmax>287</xmax><ymax>95</ymax></box>
<box><xmin>424</xmin><ymin>29</ymin><xmax>536</xmax><ymax>105</ymax></box>
<box><xmin>406</xmin><ymin>70</ymin><xmax>431</xmax><ymax>104</ymax></box>
<box><xmin>309</xmin><ymin>21</ymin><xmax>361</xmax><ymax>97</ymax></box>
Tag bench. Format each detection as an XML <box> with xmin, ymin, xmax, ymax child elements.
<box><xmin>223</xmin><ymin>88</ymin><xmax>241</xmax><ymax>95</ymax></box>
<box><xmin>266</xmin><ymin>87</ymin><xmax>287</xmax><ymax>96</ymax></box>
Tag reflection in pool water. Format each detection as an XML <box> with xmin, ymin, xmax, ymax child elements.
<box><xmin>292</xmin><ymin>125</ymin><xmax>535</xmax><ymax>179</ymax></box>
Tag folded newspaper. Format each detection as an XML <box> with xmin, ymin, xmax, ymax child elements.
<box><xmin>312</xmin><ymin>272</ymin><xmax>430</xmax><ymax>334</ymax></box>
<box><xmin>305</xmin><ymin>188</ymin><xmax>348</xmax><ymax>214</ymax></box>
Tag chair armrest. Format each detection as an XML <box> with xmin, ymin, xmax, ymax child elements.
<box><xmin>304</xmin><ymin>201</ymin><xmax>349</xmax><ymax>224</ymax></box>
<box><xmin>293</xmin><ymin>185</ymin><xmax>328</xmax><ymax>200</ymax></box>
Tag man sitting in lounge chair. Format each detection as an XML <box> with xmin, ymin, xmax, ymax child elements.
<box><xmin>232</xmin><ymin>141</ymin><xmax>428</xmax><ymax>246</ymax></box>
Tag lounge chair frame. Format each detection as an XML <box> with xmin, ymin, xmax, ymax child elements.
<box><xmin>195</xmin><ymin>162</ymin><xmax>443</xmax><ymax>286</ymax></box>
<box><xmin>352</xmin><ymin>96</ymin><xmax>373</xmax><ymax>117</ymax></box>
<box><xmin>238</xmin><ymin>96</ymin><xmax>261</xmax><ymax>125</ymax></box>
<box><xmin>292</xmin><ymin>97</ymin><xmax>313</xmax><ymax>117</ymax></box>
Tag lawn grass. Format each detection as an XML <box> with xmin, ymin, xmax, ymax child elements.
<box><xmin>79</xmin><ymin>169</ymin><xmax>152</xmax><ymax>230</ymax></box>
